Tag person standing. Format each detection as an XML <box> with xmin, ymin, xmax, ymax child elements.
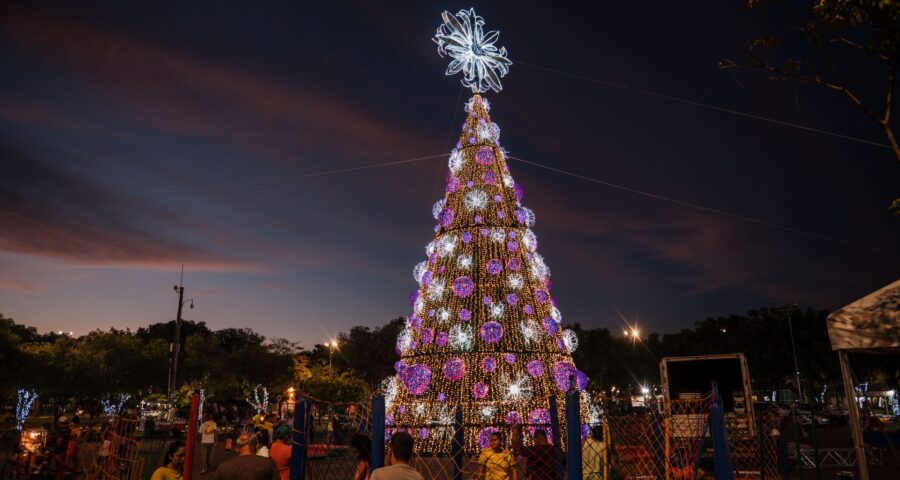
<box><xmin>150</xmin><ymin>440</ymin><xmax>185</xmax><ymax>480</ymax></box>
<box><xmin>581</xmin><ymin>426</ymin><xmax>605</xmax><ymax>480</ymax></box>
<box><xmin>269</xmin><ymin>429</ymin><xmax>292</xmax><ymax>480</ymax></box>
<box><xmin>350</xmin><ymin>434</ymin><xmax>372</xmax><ymax>480</ymax></box>
<box><xmin>511</xmin><ymin>429</ymin><xmax>555</xmax><ymax>480</ymax></box>
<box><xmin>200</xmin><ymin>413</ymin><xmax>218</xmax><ymax>474</ymax></box>
<box><xmin>208</xmin><ymin>432</ymin><xmax>279</xmax><ymax>480</ymax></box>
<box><xmin>370</xmin><ymin>431</ymin><xmax>423</xmax><ymax>480</ymax></box>
<box><xmin>478</xmin><ymin>432</ymin><xmax>518</xmax><ymax>480</ymax></box>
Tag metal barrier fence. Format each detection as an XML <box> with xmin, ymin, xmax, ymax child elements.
<box><xmin>290</xmin><ymin>387</ymin><xmax>799</xmax><ymax>480</ymax></box>
<box><xmin>106</xmin><ymin>416</ymin><xmax>145</xmax><ymax>480</ymax></box>
<box><xmin>290</xmin><ymin>395</ymin><xmax>374</xmax><ymax>480</ymax></box>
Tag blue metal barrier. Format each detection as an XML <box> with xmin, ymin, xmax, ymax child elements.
<box><xmin>370</xmin><ymin>394</ymin><xmax>386</xmax><ymax>469</ymax></box>
<box><xmin>290</xmin><ymin>400</ymin><xmax>310</xmax><ymax>480</ymax></box>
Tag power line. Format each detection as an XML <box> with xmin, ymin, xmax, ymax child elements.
<box><xmin>0</xmin><ymin>153</ymin><xmax>448</xmax><ymax>219</ymax></box>
<box><xmin>514</xmin><ymin>60</ymin><xmax>891</xmax><ymax>150</ymax></box>
<box><xmin>507</xmin><ymin>154</ymin><xmax>895</xmax><ymax>256</ymax></box>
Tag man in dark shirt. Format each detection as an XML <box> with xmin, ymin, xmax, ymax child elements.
<box><xmin>208</xmin><ymin>432</ymin><xmax>279</xmax><ymax>480</ymax></box>
<box><xmin>512</xmin><ymin>429</ymin><xmax>556</xmax><ymax>480</ymax></box>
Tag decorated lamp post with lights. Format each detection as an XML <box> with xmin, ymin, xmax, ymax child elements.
<box><xmin>384</xmin><ymin>9</ymin><xmax>596</xmax><ymax>453</ymax></box>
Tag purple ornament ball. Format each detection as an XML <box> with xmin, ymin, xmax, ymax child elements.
<box><xmin>439</xmin><ymin>208</ymin><xmax>455</xmax><ymax>227</ymax></box>
<box><xmin>542</xmin><ymin>317</ymin><xmax>558</xmax><ymax>336</ymax></box>
<box><xmin>481</xmin><ymin>356</ymin><xmax>497</xmax><ymax>373</ymax></box>
<box><xmin>475</xmin><ymin>147</ymin><xmax>495</xmax><ymax>165</ymax></box>
<box><xmin>526</xmin><ymin>359</ymin><xmax>545</xmax><ymax>377</ymax></box>
<box><xmin>443</xmin><ymin>357</ymin><xmax>467</xmax><ymax>381</ymax></box>
<box><xmin>402</xmin><ymin>364</ymin><xmax>432</xmax><ymax>396</ymax></box>
<box><xmin>479</xmin><ymin>321</ymin><xmax>503</xmax><ymax>344</ymax></box>
<box><xmin>486</xmin><ymin>259</ymin><xmax>503</xmax><ymax>275</ymax></box>
<box><xmin>473</xmin><ymin>382</ymin><xmax>488</xmax><ymax>399</ymax></box>
<box><xmin>452</xmin><ymin>276</ymin><xmax>475</xmax><ymax>298</ymax></box>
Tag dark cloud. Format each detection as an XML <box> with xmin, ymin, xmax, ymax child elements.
<box><xmin>0</xmin><ymin>138</ymin><xmax>251</xmax><ymax>270</ymax></box>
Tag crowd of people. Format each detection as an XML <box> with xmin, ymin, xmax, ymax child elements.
<box><xmin>150</xmin><ymin>411</ymin><xmax>607</xmax><ymax>480</ymax></box>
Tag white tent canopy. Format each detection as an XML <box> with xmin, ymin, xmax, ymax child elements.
<box><xmin>827</xmin><ymin>279</ymin><xmax>900</xmax><ymax>352</ymax></box>
<box><xmin>825</xmin><ymin>278</ymin><xmax>900</xmax><ymax>480</ymax></box>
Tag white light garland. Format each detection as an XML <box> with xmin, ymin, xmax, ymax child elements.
<box><xmin>198</xmin><ymin>389</ymin><xmax>205</xmax><ymax>427</ymax></box>
<box><xmin>582</xmin><ymin>392</ymin><xmax>603</xmax><ymax>425</ymax></box>
<box><xmin>562</xmin><ymin>329</ymin><xmax>578</xmax><ymax>353</ymax></box>
<box><xmin>397</xmin><ymin>328</ymin><xmax>414</xmax><ymax>352</ymax></box>
<box><xmin>102</xmin><ymin>393</ymin><xmax>131</xmax><ymax>421</ymax></box>
<box><xmin>425</xmin><ymin>240</ymin><xmax>436</xmax><ymax>256</ymax></box>
<box><xmin>414</xmin><ymin>296</ymin><xmax>425</xmax><ymax>315</ymax></box>
<box><xmin>477</xmin><ymin>123</ymin><xmax>500</xmax><ymax>143</ymax></box>
<box><xmin>520</xmin><ymin>320</ymin><xmax>539</xmax><ymax>345</ymax></box>
<box><xmin>432</xmin><ymin>199</ymin><xmax>446</xmax><ymax>219</ymax></box>
<box><xmin>427</xmin><ymin>278</ymin><xmax>446</xmax><ymax>300</ymax></box>
<box><xmin>450</xmin><ymin>324</ymin><xmax>473</xmax><ymax>351</ymax></box>
<box><xmin>530</xmin><ymin>253</ymin><xmax>550</xmax><ymax>280</ymax></box>
<box><xmin>501</xmin><ymin>372</ymin><xmax>533</xmax><ymax>401</ymax></box>
<box><xmin>480</xmin><ymin>405</ymin><xmax>495</xmax><ymax>420</ymax></box>
<box><xmin>464</xmin><ymin>189</ymin><xmax>489</xmax><ymax>210</ymax></box>
<box><xmin>521</xmin><ymin>208</ymin><xmax>536</xmax><ymax>227</ymax></box>
<box><xmin>489</xmin><ymin>302</ymin><xmax>505</xmax><ymax>319</ymax></box>
<box><xmin>502</xmin><ymin>172</ymin><xmax>514</xmax><ymax>188</ymax></box>
<box><xmin>433</xmin><ymin>8</ymin><xmax>512</xmax><ymax>93</ymax></box>
<box><xmin>465</xmin><ymin>96</ymin><xmax>490</xmax><ymax>113</ymax></box>
<box><xmin>507</xmin><ymin>273</ymin><xmax>523</xmax><ymax>289</ymax></box>
<box><xmin>490</xmin><ymin>228</ymin><xmax>506</xmax><ymax>243</ymax></box>
<box><xmin>415</xmin><ymin>402</ymin><xmax>426</xmax><ymax>417</ymax></box>
<box><xmin>438</xmin><ymin>308</ymin><xmax>451</xmax><ymax>323</ymax></box>
<box><xmin>245</xmin><ymin>385</ymin><xmax>268</xmax><ymax>414</ymax></box>
<box><xmin>16</xmin><ymin>389</ymin><xmax>37</xmax><ymax>432</ymax></box>
<box><xmin>550</xmin><ymin>306</ymin><xmax>563</xmax><ymax>324</ymax></box>
<box><xmin>438</xmin><ymin>234</ymin><xmax>457</xmax><ymax>257</ymax></box>
<box><xmin>433</xmin><ymin>405</ymin><xmax>454</xmax><ymax>426</ymax></box>
<box><xmin>382</xmin><ymin>377</ymin><xmax>399</xmax><ymax>409</ymax></box>
<box><xmin>449</xmin><ymin>150</ymin><xmax>464</xmax><ymax>173</ymax></box>
<box><xmin>522</xmin><ymin>229</ymin><xmax>538</xmax><ymax>251</ymax></box>
<box><xmin>457</xmin><ymin>254</ymin><xmax>473</xmax><ymax>270</ymax></box>
<box><xmin>413</xmin><ymin>261</ymin><xmax>428</xmax><ymax>285</ymax></box>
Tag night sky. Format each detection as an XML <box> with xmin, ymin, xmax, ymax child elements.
<box><xmin>1</xmin><ymin>2</ymin><xmax>897</xmax><ymax>347</ymax></box>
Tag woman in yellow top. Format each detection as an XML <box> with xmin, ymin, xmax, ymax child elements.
<box><xmin>478</xmin><ymin>432</ymin><xmax>518</xmax><ymax>480</ymax></box>
<box><xmin>150</xmin><ymin>440</ymin><xmax>185</xmax><ymax>480</ymax></box>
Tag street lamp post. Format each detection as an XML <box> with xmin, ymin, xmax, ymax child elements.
<box><xmin>167</xmin><ymin>280</ymin><xmax>194</xmax><ymax>404</ymax></box>
<box><xmin>778</xmin><ymin>304</ymin><xmax>803</xmax><ymax>403</ymax></box>
<box><xmin>328</xmin><ymin>340</ymin><xmax>338</xmax><ymax>368</ymax></box>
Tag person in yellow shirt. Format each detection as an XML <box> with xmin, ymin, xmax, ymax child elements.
<box><xmin>478</xmin><ymin>432</ymin><xmax>518</xmax><ymax>480</ymax></box>
<box><xmin>150</xmin><ymin>440</ymin><xmax>185</xmax><ymax>480</ymax></box>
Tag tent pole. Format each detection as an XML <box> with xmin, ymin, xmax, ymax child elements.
<box><xmin>838</xmin><ymin>350</ymin><xmax>868</xmax><ymax>480</ymax></box>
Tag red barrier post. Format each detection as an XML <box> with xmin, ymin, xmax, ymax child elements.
<box><xmin>183</xmin><ymin>391</ymin><xmax>201</xmax><ymax>480</ymax></box>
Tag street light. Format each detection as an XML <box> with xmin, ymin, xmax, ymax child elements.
<box><xmin>777</xmin><ymin>304</ymin><xmax>803</xmax><ymax>403</ymax></box>
<box><xmin>327</xmin><ymin>340</ymin><xmax>339</xmax><ymax>368</ymax></box>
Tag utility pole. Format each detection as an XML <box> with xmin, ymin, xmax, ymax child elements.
<box><xmin>167</xmin><ymin>266</ymin><xmax>194</xmax><ymax>403</ymax></box>
<box><xmin>778</xmin><ymin>304</ymin><xmax>803</xmax><ymax>403</ymax></box>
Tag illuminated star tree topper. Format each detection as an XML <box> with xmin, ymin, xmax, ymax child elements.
<box><xmin>433</xmin><ymin>8</ymin><xmax>512</xmax><ymax>93</ymax></box>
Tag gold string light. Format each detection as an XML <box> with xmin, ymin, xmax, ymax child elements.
<box><xmin>389</xmin><ymin>95</ymin><xmax>593</xmax><ymax>453</ymax></box>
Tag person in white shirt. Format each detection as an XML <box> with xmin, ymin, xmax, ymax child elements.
<box><xmin>581</xmin><ymin>425</ymin><xmax>605</xmax><ymax>480</ymax></box>
<box><xmin>199</xmin><ymin>413</ymin><xmax>217</xmax><ymax>474</ymax></box>
<box><xmin>370</xmin><ymin>431</ymin><xmax>423</xmax><ymax>480</ymax></box>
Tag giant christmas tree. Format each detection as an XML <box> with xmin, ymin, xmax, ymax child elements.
<box><xmin>384</xmin><ymin>9</ymin><xmax>595</xmax><ymax>453</ymax></box>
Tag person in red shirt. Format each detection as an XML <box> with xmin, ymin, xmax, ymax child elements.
<box><xmin>269</xmin><ymin>429</ymin><xmax>292</xmax><ymax>480</ymax></box>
